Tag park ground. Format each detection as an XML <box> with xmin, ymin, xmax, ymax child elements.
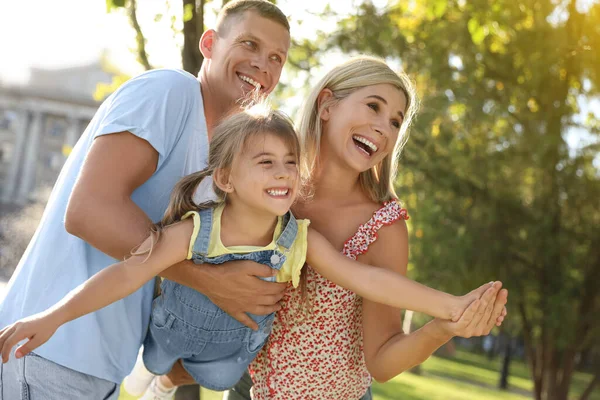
<box><xmin>118</xmin><ymin>348</ymin><xmax>600</xmax><ymax>400</ymax></box>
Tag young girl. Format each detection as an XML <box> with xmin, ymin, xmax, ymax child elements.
<box><xmin>0</xmin><ymin>104</ymin><xmax>494</xmax><ymax>396</ymax></box>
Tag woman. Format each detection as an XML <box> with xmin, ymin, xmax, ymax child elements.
<box><xmin>225</xmin><ymin>56</ymin><xmax>508</xmax><ymax>400</ymax></box>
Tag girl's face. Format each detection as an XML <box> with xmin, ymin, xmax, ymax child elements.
<box><xmin>320</xmin><ymin>83</ymin><xmax>407</xmax><ymax>173</ymax></box>
<box><xmin>226</xmin><ymin>132</ymin><xmax>299</xmax><ymax>217</ymax></box>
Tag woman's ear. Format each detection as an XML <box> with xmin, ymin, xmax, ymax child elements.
<box><xmin>199</xmin><ymin>29</ymin><xmax>216</xmax><ymax>59</ymax></box>
<box><xmin>213</xmin><ymin>168</ymin><xmax>234</xmax><ymax>193</ymax></box>
<box><xmin>317</xmin><ymin>89</ymin><xmax>334</xmax><ymax>121</ymax></box>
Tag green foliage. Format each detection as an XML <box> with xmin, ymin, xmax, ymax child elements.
<box><xmin>296</xmin><ymin>0</ymin><xmax>600</xmax><ymax>397</ymax></box>
<box><xmin>106</xmin><ymin>0</ymin><xmax>126</xmax><ymax>12</ymax></box>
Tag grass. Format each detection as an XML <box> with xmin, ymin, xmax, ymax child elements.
<box><xmin>118</xmin><ymin>349</ymin><xmax>600</xmax><ymax>400</ymax></box>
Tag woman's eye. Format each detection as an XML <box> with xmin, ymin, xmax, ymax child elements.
<box><xmin>259</xmin><ymin>160</ymin><xmax>272</xmax><ymax>165</ymax></box>
<box><xmin>367</xmin><ymin>103</ymin><xmax>379</xmax><ymax>112</ymax></box>
<box><xmin>270</xmin><ymin>54</ymin><xmax>282</xmax><ymax>63</ymax></box>
<box><xmin>391</xmin><ymin>120</ymin><xmax>401</xmax><ymax>129</ymax></box>
<box><xmin>244</xmin><ymin>40</ymin><xmax>256</xmax><ymax>49</ymax></box>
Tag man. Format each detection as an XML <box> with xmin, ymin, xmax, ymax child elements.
<box><xmin>0</xmin><ymin>1</ymin><xmax>290</xmax><ymax>398</ymax></box>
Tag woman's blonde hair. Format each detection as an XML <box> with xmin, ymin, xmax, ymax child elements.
<box><xmin>298</xmin><ymin>56</ymin><xmax>419</xmax><ymax>202</ymax></box>
<box><xmin>144</xmin><ymin>103</ymin><xmax>299</xmax><ymax>251</ymax></box>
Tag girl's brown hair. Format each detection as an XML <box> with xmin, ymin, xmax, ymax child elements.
<box><xmin>138</xmin><ymin>103</ymin><xmax>299</xmax><ymax>257</ymax></box>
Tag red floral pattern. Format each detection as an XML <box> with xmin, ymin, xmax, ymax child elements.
<box><xmin>250</xmin><ymin>200</ymin><xmax>409</xmax><ymax>399</ymax></box>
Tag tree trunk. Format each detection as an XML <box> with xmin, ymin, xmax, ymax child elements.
<box><xmin>499</xmin><ymin>334</ymin><xmax>512</xmax><ymax>390</ymax></box>
<box><xmin>182</xmin><ymin>0</ymin><xmax>204</xmax><ymax>75</ymax></box>
<box><xmin>580</xmin><ymin>371</ymin><xmax>600</xmax><ymax>400</ymax></box>
<box><xmin>128</xmin><ymin>0</ymin><xmax>152</xmax><ymax>70</ymax></box>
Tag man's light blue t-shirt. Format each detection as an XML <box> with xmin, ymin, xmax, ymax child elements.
<box><xmin>0</xmin><ymin>69</ymin><xmax>209</xmax><ymax>383</ymax></box>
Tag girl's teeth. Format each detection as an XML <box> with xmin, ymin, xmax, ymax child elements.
<box><xmin>267</xmin><ymin>189</ymin><xmax>288</xmax><ymax>196</ymax></box>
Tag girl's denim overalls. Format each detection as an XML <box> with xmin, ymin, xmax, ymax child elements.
<box><xmin>142</xmin><ymin>208</ymin><xmax>298</xmax><ymax>391</ymax></box>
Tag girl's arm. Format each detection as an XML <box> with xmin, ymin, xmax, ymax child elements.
<box><xmin>306</xmin><ymin>228</ymin><xmax>485</xmax><ymax>321</ymax></box>
<box><xmin>359</xmin><ymin>219</ymin><xmax>508</xmax><ymax>382</ymax></box>
<box><xmin>0</xmin><ymin>220</ymin><xmax>192</xmax><ymax>362</ymax></box>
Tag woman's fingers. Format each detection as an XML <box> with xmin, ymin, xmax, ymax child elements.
<box><xmin>489</xmin><ymin>289</ymin><xmax>508</xmax><ymax>327</ymax></box>
<box><xmin>464</xmin><ymin>283</ymin><xmax>499</xmax><ymax>335</ymax></box>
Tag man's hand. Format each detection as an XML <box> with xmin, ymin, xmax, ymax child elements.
<box><xmin>162</xmin><ymin>260</ymin><xmax>287</xmax><ymax>331</ymax></box>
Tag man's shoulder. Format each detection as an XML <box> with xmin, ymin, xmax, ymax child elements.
<box><xmin>125</xmin><ymin>68</ymin><xmax>199</xmax><ymax>95</ymax></box>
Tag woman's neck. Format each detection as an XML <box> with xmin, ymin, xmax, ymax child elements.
<box><xmin>219</xmin><ymin>201</ymin><xmax>278</xmax><ymax>247</ymax></box>
<box><xmin>310</xmin><ymin>158</ymin><xmax>363</xmax><ymax>204</ymax></box>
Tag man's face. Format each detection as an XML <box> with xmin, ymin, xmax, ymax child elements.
<box><xmin>204</xmin><ymin>11</ymin><xmax>290</xmax><ymax>104</ymax></box>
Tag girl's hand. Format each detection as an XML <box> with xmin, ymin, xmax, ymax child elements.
<box><xmin>431</xmin><ymin>282</ymin><xmax>508</xmax><ymax>339</ymax></box>
<box><xmin>0</xmin><ymin>312</ymin><xmax>60</xmax><ymax>362</ymax></box>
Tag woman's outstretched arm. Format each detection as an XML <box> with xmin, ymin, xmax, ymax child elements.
<box><xmin>359</xmin><ymin>219</ymin><xmax>507</xmax><ymax>382</ymax></box>
<box><xmin>306</xmin><ymin>227</ymin><xmax>491</xmax><ymax>321</ymax></box>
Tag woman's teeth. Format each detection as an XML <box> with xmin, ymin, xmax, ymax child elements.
<box><xmin>353</xmin><ymin>135</ymin><xmax>378</xmax><ymax>153</ymax></box>
<box><xmin>267</xmin><ymin>189</ymin><xmax>288</xmax><ymax>196</ymax></box>
<box><xmin>239</xmin><ymin>75</ymin><xmax>261</xmax><ymax>90</ymax></box>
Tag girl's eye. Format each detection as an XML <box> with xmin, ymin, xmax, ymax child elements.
<box><xmin>367</xmin><ymin>103</ymin><xmax>379</xmax><ymax>112</ymax></box>
<box><xmin>270</xmin><ymin>54</ymin><xmax>283</xmax><ymax>64</ymax></box>
<box><xmin>259</xmin><ymin>160</ymin><xmax>272</xmax><ymax>165</ymax></box>
<box><xmin>243</xmin><ymin>40</ymin><xmax>256</xmax><ymax>49</ymax></box>
<box><xmin>391</xmin><ymin>120</ymin><xmax>401</xmax><ymax>129</ymax></box>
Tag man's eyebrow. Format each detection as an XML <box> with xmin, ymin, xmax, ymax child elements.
<box><xmin>366</xmin><ymin>95</ymin><xmax>406</xmax><ymax>119</ymax></box>
<box><xmin>235</xmin><ymin>33</ymin><xmax>287</xmax><ymax>55</ymax></box>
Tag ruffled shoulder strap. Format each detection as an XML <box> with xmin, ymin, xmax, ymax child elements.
<box><xmin>342</xmin><ymin>200</ymin><xmax>409</xmax><ymax>260</ymax></box>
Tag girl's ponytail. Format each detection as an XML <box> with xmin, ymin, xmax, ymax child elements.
<box><xmin>158</xmin><ymin>168</ymin><xmax>216</xmax><ymax>228</ymax></box>
<box><xmin>131</xmin><ymin>168</ymin><xmax>217</xmax><ymax>261</ymax></box>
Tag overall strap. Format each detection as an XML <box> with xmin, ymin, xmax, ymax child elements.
<box><xmin>192</xmin><ymin>208</ymin><xmax>214</xmax><ymax>256</ymax></box>
<box><xmin>275</xmin><ymin>211</ymin><xmax>298</xmax><ymax>251</ymax></box>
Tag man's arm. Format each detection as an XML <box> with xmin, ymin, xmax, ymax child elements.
<box><xmin>65</xmin><ymin>132</ymin><xmax>285</xmax><ymax>329</ymax></box>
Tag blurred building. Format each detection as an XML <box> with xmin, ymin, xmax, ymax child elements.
<box><xmin>0</xmin><ymin>62</ymin><xmax>117</xmax><ymax>205</ymax></box>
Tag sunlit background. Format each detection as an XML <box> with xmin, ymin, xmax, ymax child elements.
<box><xmin>0</xmin><ymin>1</ymin><xmax>599</xmax><ymax>399</ymax></box>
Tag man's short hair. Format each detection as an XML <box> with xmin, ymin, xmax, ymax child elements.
<box><xmin>216</xmin><ymin>0</ymin><xmax>290</xmax><ymax>36</ymax></box>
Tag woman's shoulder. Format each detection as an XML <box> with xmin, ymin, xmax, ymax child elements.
<box><xmin>341</xmin><ymin>198</ymin><xmax>409</xmax><ymax>259</ymax></box>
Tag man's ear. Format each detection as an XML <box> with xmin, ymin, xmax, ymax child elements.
<box><xmin>213</xmin><ymin>168</ymin><xmax>234</xmax><ymax>193</ymax></box>
<box><xmin>200</xmin><ymin>29</ymin><xmax>217</xmax><ymax>59</ymax></box>
<box><xmin>317</xmin><ymin>89</ymin><xmax>334</xmax><ymax>121</ymax></box>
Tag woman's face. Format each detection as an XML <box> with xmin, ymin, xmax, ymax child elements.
<box><xmin>320</xmin><ymin>83</ymin><xmax>407</xmax><ymax>174</ymax></box>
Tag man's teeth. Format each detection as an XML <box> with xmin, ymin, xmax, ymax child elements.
<box><xmin>353</xmin><ymin>135</ymin><xmax>378</xmax><ymax>153</ymax></box>
<box><xmin>267</xmin><ymin>189</ymin><xmax>288</xmax><ymax>196</ymax></box>
<box><xmin>239</xmin><ymin>75</ymin><xmax>261</xmax><ymax>90</ymax></box>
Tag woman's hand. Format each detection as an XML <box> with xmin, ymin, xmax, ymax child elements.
<box><xmin>430</xmin><ymin>281</ymin><xmax>508</xmax><ymax>340</ymax></box>
<box><xmin>0</xmin><ymin>312</ymin><xmax>60</xmax><ymax>362</ymax></box>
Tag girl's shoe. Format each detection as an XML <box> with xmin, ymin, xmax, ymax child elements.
<box><xmin>123</xmin><ymin>351</ymin><xmax>155</xmax><ymax>396</ymax></box>
<box><xmin>140</xmin><ymin>377</ymin><xmax>177</xmax><ymax>400</ymax></box>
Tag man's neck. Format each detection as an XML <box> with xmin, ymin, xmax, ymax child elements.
<box><xmin>198</xmin><ymin>70</ymin><xmax>235</xmax><ymax>141</ymax></box>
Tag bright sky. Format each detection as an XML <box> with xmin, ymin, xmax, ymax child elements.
<box><xmin>0</xmin><ymin>0</ymin><xmax>596</xmax><ymax>162</ymax></box>
<box><xmin>0</xmin><ymin>0</ymin><xmax>383</xmax><ymax>83</ymax></box>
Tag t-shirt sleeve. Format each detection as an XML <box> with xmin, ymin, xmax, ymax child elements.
<box><xmin>93</xmin><ymin>69</ymin><xmax>197</xmax><ymax>169</ymax></box>
<box><xmin>181</xmin><ymin>211</ymin><xmax>201</xmax><ymax>260</ymax></box>
<box><xmin>276</xmin><ymin>219</ymin><xmax>310</xmax><ymax>287</ymax></box>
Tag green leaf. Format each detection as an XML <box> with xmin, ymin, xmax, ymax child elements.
<box><xmin>183</xmin><ymin>3</ymin><xmax>194</xmax><ymax>23</ymax></box>
<box><xmin>467</xmin><ymin>17</ymin><xmax>485</xmax><ymax>44</ymax></box>
<box><xmin>106</xmin><ymin>0</ymin><xmax>126</xmax><ymax>13</ymax></box>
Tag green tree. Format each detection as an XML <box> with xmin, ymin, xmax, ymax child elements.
<box><xmin>311</xmin><ymin>1</ymin><xmax>600</xmax><ymax>399</ymax></box>
<box><xmin>106</xmin><ymin>0</ymin><xmax>208</xmax><ymax>75</ymax></box>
